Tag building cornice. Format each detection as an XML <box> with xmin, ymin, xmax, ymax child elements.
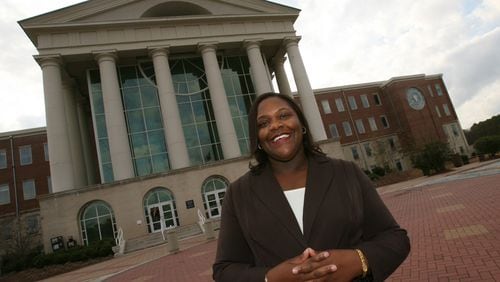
<box><xmin>0</xmin><ymin>127</ymin><xmax>47</xmax><ymax>139</ymax></box>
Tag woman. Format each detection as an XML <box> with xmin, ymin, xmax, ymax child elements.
<box><xmin>213</xmin><ymin>93</ymin><xmax>410</xmax><ymax>281</ymax></box>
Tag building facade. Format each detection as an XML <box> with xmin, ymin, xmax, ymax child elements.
<box><xmin>17</xmin><ymin>0</ymin><xmax>469</xmax><ymax>254</ymax></box>
<box><xmin>19</xmin><ymin>0</ymin><xmax>336</xmax><ymax>253</ymax></box>
<box><xmin>0</xmin><ymin>128</ymin><xmax>50</xmax><ymax>254</ymax></box>
<box><xmin>315</xmin><ymin>74</ymin><xmax>471</xmax><ymax>172</ymax></box>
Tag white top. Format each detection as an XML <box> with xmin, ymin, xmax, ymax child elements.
<box><xmin>283</xmin><ymin>187</ymin><xmax>306</xmax><ymax>233</ymax></box>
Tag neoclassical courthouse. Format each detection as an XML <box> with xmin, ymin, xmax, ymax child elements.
<box><xmin>15</xmin><ymin>0</ymin><xmax>469</xmax><ymax>253</ymax></box>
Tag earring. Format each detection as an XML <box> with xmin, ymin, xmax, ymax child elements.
<box><xmin>257</xmin><ymin>144</ymin><xmax>262</xmax><ymax>150</ymax></box>
<box><xmin>302</xmin><ymin>127</ymin><xmax>307</xmax><ymax>134</ymax></box>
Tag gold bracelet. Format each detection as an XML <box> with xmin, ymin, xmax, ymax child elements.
<box><xmin>355</xmin><ymin>249</ymin><xmax>368</xmax><ymax>278</ymax></box>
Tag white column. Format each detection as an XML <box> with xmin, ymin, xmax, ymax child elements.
<box><xmin>284</xmin><ymin>37</ymin><xmax>327</xmax><ymax>141</ymax></box>
<box><xmin>37</xmin><ymin>56</ymin><xmax>75</xmax><ymax>192</ymax></box>
<box><xmin>273</xmin><ymin>56</ymin><xmax>293</xmax><ymax>97</ymax></box>
<box><xmin>244</xmin><ymin>40</ymin><xmax>273</xmax><ymax>96</ymax></box>
<box><xmin>95</xmin><ymin>52</ymin><xmax>135</xmax><ymax>180</ymax></box>
<box><xmin>62</xmin><ymin>81</ymin><xmax>87</xmax><ymax>188</ymax></box>
<box><xmin>198</xmin><ymin>43</ymin><xmax>241</xmax><ymax>159</ymax></box>
<box><xmin>150</xmin><ymin>47</ymin><xmax>190</xmax><ymax>169</ymax></box>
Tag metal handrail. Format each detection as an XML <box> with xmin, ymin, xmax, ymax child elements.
<box><xmin>197</xmin><ymin>208</ymin><xmax>206</xmax><ymax>233</ymax></box>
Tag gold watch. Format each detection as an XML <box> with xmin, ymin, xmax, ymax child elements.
<box><xmin>355</xmin><ymin>249</ymin><xmax>368</xmax><ymax>278</ymax></box>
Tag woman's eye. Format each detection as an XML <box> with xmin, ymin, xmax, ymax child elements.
<box><xmin>257</xmin><ymin>121</ymin><xmax>268</xmax><ymax>128</ymax></box>
<box><xmin>279</xmin><ymin>112</ymin><xmax>290</xmax><ymax>119</ymax></box>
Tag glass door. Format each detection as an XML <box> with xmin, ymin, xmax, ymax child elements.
<box><xmin>148</xmin><ymin>202</ymin><xmax>176</xmax><ymax>232</ymax></box>
<box><xmin>205</xmin><ymin>190</ymin><xmax>225</xmax><ymax>218</ymax></box>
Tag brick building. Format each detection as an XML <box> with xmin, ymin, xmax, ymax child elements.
<box><xmin>0</xmin><ymin>127</ymin><xmax>50</xmax><ymax>254</ymax></box>
<box><xmin>315</xmin><ymin>74</ymin><xmax>470</xmax><ymax>172</ymax></box>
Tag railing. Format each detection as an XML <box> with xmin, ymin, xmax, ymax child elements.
<box><xmin>115</xmin><ymin>227</ymin><xmax>126</xmax><ymax>255</ymax></box>
<box><xmin>197</xmin><ymin>208</ymin><xmax>206</xmax><ymax>233</ymax></box>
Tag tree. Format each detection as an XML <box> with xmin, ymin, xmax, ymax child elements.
<box><xmin>410</xmin><ymin>141</ymin><xmax>451</xmax><ymax>176</ymax></box>
<box><xmin>474</xmin><ymin>135</ymin><xmax>500</xmax><ymax>157</ymax></box>
<box><xmin>464</xmin><ymin>114</ymin><xmax>500</xmax><ymax>144</ymax></box>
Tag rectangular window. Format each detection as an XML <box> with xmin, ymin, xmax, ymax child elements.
<box><xmin>360</xmin><ymin>94</ymin><xmax>370</xmax><ymax>108</ymax></box>
<box><xmin>435</xmin><ymin>84</ymin><xmax>443</xmax><ymax>96</ymax></box>
<box><xmin>351</xmin><ymin>147</ymin><xmax>359</xmax><ymax>160</ymax></box>
<box><xmin>342</xmin><ymin>121</ymin><xmax>353</xmax><ymax>136</ymax></box>
<box><xmin>451</xmin><ymin>124</ymin><xmax>460</xmax><ymax>137</ymax></box>
<box><xmin>0</xmin><ymin>184</ymin><xmax>10</xmax><ymax>205</ymax></box>
<box><xmin>443</xmin><ymin>104</ymin><xmax>451</xmax><ymax>116</ymax></box>
<box><xmin>388</xmin><ymin>138</ymin><xmax>396</xmax><ymax>150</ymax></box>
<box><xmin>435</xmin><ymin>105</ymin><xmax>442</xmax><ymax>118</ymax></box>
<box><xmin>19</xmin><ymin>145</ymin><xmax>32</xmax><ymax>166</ymax></box>
<box><xmin>22</xmin><ymin>179</ymin><xmax>36</xmax><ymax>200</ymax></box>
<box><xmin>329</xmin><ymin>123</ymin><xmax>340</xmax><ymax>138</ymax></box>
<box><xmin>364</xmin><ymin>143</ymin><xmax>372</xmax><ymax>157</ymax></box>
<box><xmin>427</xmin><ymin>85</ymin><xmax>434</xmax><ymax>97</ymax></box>
<box><xmin>368</xmin><ymin>117</ymin><xmax>378</xmax><ymax>131</ymax></box>
<box><xmin>348</xmin><ymin>96</ymin><xmax>358</xmax><ymax>110</ymax></box>
<box><xmin>335</xmin><ymin>98</ymin><xmax>345</xmax><ymax>112</ymax></box>
<box><xmin>373</xmin><ymin>93</ymin><xmax>381</xmax><ymax>105</ymax></box>
<box><xmin>0</xmin><ymin>149</ymin><xmax>6</xmax><ymax>169</ymax></box>
<box><xmin>44</xmin><ymin>143</ymin><xmax>49</xmax><ymax>162</ymax></box>
<box><xmin>355</xmin><ymin>119</ymin><xmax>365</xmax><ymax>134</ymax></box>
<box><xmin>321</xmin><ymin>100</ymin><xmax>332</xmax><ymax>114</ymax></box>
<box><xmin>47</xmin><ymin>176</ymin><xmax>52</xmax><ymax>194</ymax></box>
<box><xmin>380</xmin><ymin>115</ymin><xmax>390</xmax><ymax>128</ymax></box>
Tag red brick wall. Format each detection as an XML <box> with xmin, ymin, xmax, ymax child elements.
<box><xmin>0</xmin><ymin>132</ymin><xmax>50</xmax><ymax>217</ymax></box>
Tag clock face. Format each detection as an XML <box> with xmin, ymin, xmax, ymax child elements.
<box><xmin>406</xmin><ymin>88</ymin><xmax>425</xmax><ymax>110</ymax></box>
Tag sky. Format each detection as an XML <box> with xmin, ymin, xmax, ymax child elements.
<box><xmin>0</xmin><ymin>0</ymin><xmax>499</xmax><ymax>133</ymax></box>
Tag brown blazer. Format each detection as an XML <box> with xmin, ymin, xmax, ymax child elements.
<box><xmin>213</xmin><ymin>155</ymin><xmax>410</xmax><ymax>282</ymax></box>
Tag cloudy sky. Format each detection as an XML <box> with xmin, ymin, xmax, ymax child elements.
<box><xmin>0</xmin><ymin>0</ymin><xmax>499</xmax><ymax>133</ymax></box>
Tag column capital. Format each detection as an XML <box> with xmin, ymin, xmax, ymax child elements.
<box><xmin>35</xmin><ymin>55</ymin><xmax>63</xmax><ymax>68</ymax></box>
<box><xmin>93</xmin><ymin>50</ymin><xmax>118</xmax><ymax>63</ymax></box>
<box><xmin>283</xmin><ymin>36</ymin><xmax>302</xmax><ymax>48</ymax></box>
<box><xmin>242</xmin><ymin>39</ymin><xmax>263</xmax><ymax>49</ymax></box>
<box><xmin>197</xmin><ymin>42</ymin><xmax>218</xmax><ymax>53</ymax></box>
<box><xmin>272</xmin><ymin>56</ymin><xmax>287</xmax><ymax>65</ymax></box>
<box><xmin>148</xmin><ymin>45</ymin><xmax>170</xmax><ymax>58</ymax></box>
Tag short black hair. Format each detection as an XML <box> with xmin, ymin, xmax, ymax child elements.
<box><xmin>247</xmin><ymin>92</ymin><xmax>324</xmax><ymax>172</ymax></box>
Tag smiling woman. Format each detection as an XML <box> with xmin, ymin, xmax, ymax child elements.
<box><xmin>213</xmin><ymin>92</ymin><xmax>410</xmax><ymax>282</ymax></box>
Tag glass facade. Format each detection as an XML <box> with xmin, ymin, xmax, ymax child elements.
<box><xmin>118</xmin><ymin>65</ymin><xmax>169</xmax><ymax>176</ymax></box>
<box><xmin>80</xmin><ymin>201</ymin><xmax>117</xmax><ymax>246</ymax></box>
<box><xmin>87</xmin><ymin>54</ymin><xmax>255</xmax><ymax>180</ymax></box>
<box><xmin>88</xmin><ymin>70</ymin><xmax>114</xmax><ymax>183</ymax></box>
<box><xmin>220</xmin><ymin>55</ymin><xmax>256</xmax><ymax>156</ymax></box>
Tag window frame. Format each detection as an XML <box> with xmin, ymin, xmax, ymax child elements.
<box><xmin>355</xmin><ymin>119</ymin><xmax>366</xmax><ymax>134</ymax></box>
<box><xmin>0</xmin><ymin>149</ymin><xmax>6</xmax><ymax>169</ymax></box>
<box><xmin>360</xmin><ymin>94</ymin><xmax>370</xmax><ymax>108</ymax></box>
<box><xmin>19</xmin><ymin>145</ymin><xmax>32</xmax><ymax>166</ymax></box>
<box><xmin>380</xmin><ymin>115</ymin><xmax>390</xmax><ymax>129</ymax></box>
<box><xmin>373</xmin><ymin>93</ymin><xmax>382</xmax><ymax>105</ymax></box>
<box><xmin>335</xmin><ymin>98</ymin><xmax>345</xmax><ymax>112</ymax></box>
<box><xmin>0</xmin><ymin>183</ymin><xmax>10</xmax><ymax>205</ymax></box>
<box><xmin>321</xmin><ymin>100</ymin><xmax>332</xmax><ymax>114</ymax></box>
<box><xmin>342</xmin><ymin>121</ymin><xmax>353</xmax><ymax>136</ymax></box>
<box><xmin>368</xmin><ymin>117</ymin><xmax>378</xmax><ymax>131</ymax></box>
<box><xmin>329</xmin><ymin>123</ymin><xmax>340</xmax><ymax>138</ymax></box>
<box><xmin>22</xmin><ymin>179</ymin><xmax>36</xmax><ymax>200</ymax></box>
<box><xmin>443</xmin><ymin>104</ymin><xmax>451</xmax><ymax>116</ymax></box>
<box><xmin>348</xmin><ymin>96</ymin><xmax>358</xmax><ymax>110</ymax></box>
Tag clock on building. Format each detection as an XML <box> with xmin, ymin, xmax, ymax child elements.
<box><xmin>406</xmin><ymin>87</ymin><xmax>425</xmax><ymax>110</ymax></box>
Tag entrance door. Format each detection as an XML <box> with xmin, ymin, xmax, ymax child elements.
<box><xmin>148</xmin><ymin>202</ymin><xmax>176</xmax><ymax>233</ymax></box>
<box><xmin>205</xmin><ymin>190</ymin><xmax>225</xmax><ymax>218</ymax></box>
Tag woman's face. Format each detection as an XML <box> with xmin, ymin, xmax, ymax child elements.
<box><xmin>256</xmin><ymin>96</ymin><xmax>305</xmax><ymax>162</ymax></box>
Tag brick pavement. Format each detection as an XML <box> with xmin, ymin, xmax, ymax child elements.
<box><xmin>44</xmin><ymin>160</ymin><xmax>500</xmax><ymax>281</ymax></box>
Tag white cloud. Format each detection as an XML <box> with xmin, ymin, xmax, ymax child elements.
<box><xmin>0</xmin><ymin>0</ymin><xmax>499</xmax><ymax>132</ymax></box>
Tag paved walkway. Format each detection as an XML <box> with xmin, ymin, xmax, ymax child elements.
<box><xmin>42</xmin><ymin>159</ymin><xmax>500</xmax><ymax>282</ymax></box>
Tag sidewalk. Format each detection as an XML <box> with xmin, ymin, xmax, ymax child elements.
<box><xmin>42</xmin><ymin>159</ymin><xmax>500</xmax><ymax>281</ymax></box>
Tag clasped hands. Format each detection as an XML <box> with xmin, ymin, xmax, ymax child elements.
<box><xmin>265</xmin><ymin>248</ymin><xmax>362</xmax><ymax>282</ymax></box>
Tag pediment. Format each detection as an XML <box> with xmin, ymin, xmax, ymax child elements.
<box><xmin>20</xmin><ymin>0</ymin><xmax>299</xmax><ymax>26</ymax></box>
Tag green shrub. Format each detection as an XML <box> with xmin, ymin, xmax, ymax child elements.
<box><xmin>371</xmin><ymin>166</ymin><xmax>386</xmax><ymax>177</ymax></box>
<box><xmin>474</xmin><ymin>135</ymin><xmax>500</xmax><ymax>157</ymax></box>
<box><xmin>411</xmin><ymin>141</ymin><xmax>451</xmax><ymax>176</ymax></box>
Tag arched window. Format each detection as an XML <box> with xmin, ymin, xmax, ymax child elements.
<box><xmin>80</xmin><ymin>201</ymin><xmax>117</xmax><ymax>246</ymax></box>
<box><xmin>202</xmin><ymin>176</ymin><xmax>228</xmax><ymax>218</ymax></box>
<box><xmin>143</xmin><ymin>187</ymin><xmax>179</xmax><ymax>233</ymax></box>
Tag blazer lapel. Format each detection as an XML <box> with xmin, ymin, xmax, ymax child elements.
<box><xmin>251</xmin><ymin>164</ymin><xmax>306</xmax><ymax>248</ymax></box>
<box><xmin>303</xmin><ymin>156</ymin><xmax>334</xmax><ymax>242</ymax></box>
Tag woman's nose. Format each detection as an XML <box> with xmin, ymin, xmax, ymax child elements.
<box><xmin>269</xmin><ymin>119</ymin><xmax>282</xmax><ymax>130</ymax></box>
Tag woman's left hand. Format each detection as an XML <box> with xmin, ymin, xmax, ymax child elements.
<box><xmin>292</xmin><ymin>249</ymin><xmax>363</xmax><ymax>281</ymax></box>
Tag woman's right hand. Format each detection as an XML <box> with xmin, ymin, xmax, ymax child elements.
<box><xmin>265</xmin><ymin>248</ymin><xmax>338</xmax><ymax>281</ymax></box>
